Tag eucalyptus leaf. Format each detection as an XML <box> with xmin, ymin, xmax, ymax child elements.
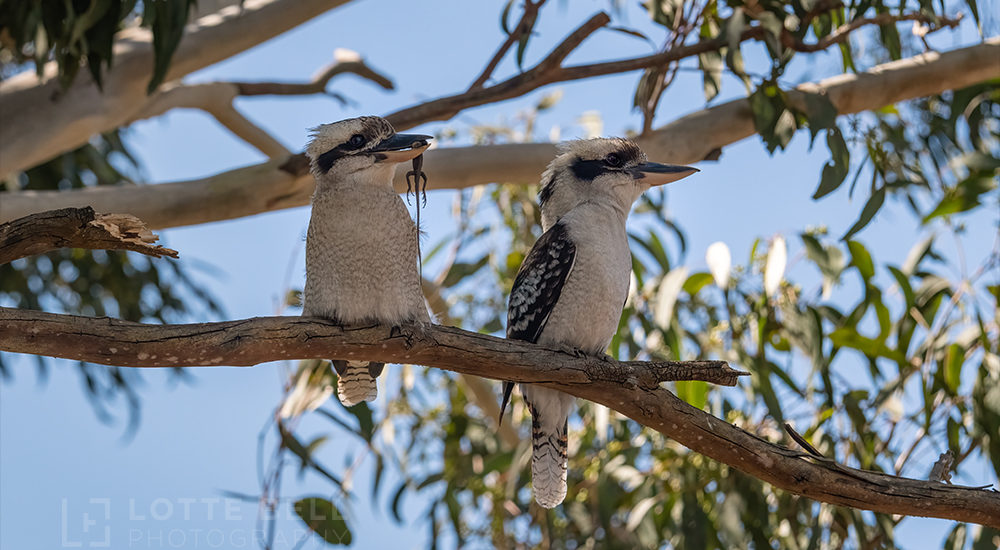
<box><xmin>294</xmin><ymin>497</ymin><xmax>352</xmax><ymax>546</ymax></box>
<box><xmin>841</xmin><ymin>187</ymin><xmax>885</xmax><ymax>240</ymax></box>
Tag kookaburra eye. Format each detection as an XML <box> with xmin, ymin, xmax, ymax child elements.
<box><xmin>348</xmin><ymin>134</ymin><xmax>365</xmax><ymax>148</ymax></box>
<box><xmin>604</xmin><ymin>153</ymin><xmax>622</xmax><ymax>167</ymax></box>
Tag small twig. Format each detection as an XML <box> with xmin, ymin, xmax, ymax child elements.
<box><xmin>785</xmin><ymin>13</ymin><xmax>963</xmax><ymax>53</ymax></box>
<box><xmin>784</xmin><ymin>422</ymin><xmax>824</xmax><ymax>458</ymax></box>
<box><xmin>385</xmin><ymin>22</ymin><xmax>743</xmax><ymax>130</ymax></box>
<box><xmin>384</xmin><ymin>8</ymin><xmax>961</xmax><ymax>131</ymax></box>
<box><xmin>468</xmin><ymin>0</ymin><xmax>548</xmax><ymax>90</ymax></box>
<box><xmin>535</xmin><ymin>12</ymin><xmax>611</xmax><ymax>72</ymax></box>
<box><xmin>234</xmin><ymin>48</ymin><xmax>394</xmax><ymax>95</ymax></box>
<box><xmin>0</xmin><ymin>207</ymin><xmax>177</xmax><ymax>265</ymax></box>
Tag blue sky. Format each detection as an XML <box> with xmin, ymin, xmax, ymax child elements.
<box><xmin>1</xmin><ymin>1</ymin><xmax>996</xmax><ymax>548</ymax></box>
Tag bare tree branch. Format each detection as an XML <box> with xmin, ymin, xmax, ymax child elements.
<box><xmin>0</xmin><ymin>0</ymin><xmax>356</xmax><ymax>176</ymax></box>
<box><xmin>3</xmin><ymin>39</ymin><xmax>996</xmax><ymax>228</ymax></box>
<box><xmin>0</xmin><ymin>2</ymin><xmax>968</xmax><ymax>180</ymax></box>
<box><xmin>0</xmin><ymin>308</ymin><xmax>744</xmax><ymax>384</ymax></box>
<box><xmin>0</xmin><ymin>307</ymin><xmax>996</xmax><ymax>527</ymax></box>
<box><xmin>785</xmin><ymin>12</ymin><xmax>962</xmax><ymax>53</ymax></box>
<box><xmin>385</xmin><ymin>9</ymin><xmax>965</xmax><ymax>131</ymax></box>
<box><xmin>130</xmin><ymin>49</ymin><xmax>394</xmax><ymax>159</ymax></box>
<box><xmin>0</xmin><ymin>207</ymin><xmax>177</xmax><ymax>265</ymax></box>
<box><xmin>233</xmin><ymin>48</ymin><xmax>395</xmax><ymax>95</ymax></box>
<box><xmin>468</xmin><ymin>0</ymin><xmax>548</xmax><ymax>90</ymax></box>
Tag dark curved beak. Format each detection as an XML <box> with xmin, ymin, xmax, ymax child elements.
<box><xmin>631</xmin><ymin>162</ymin><xmax>699</xmax><ymax>186</ymax></box>
<box><xmin>372</xmin><ymin>133</ymin><xmax>432</xmax><ymax>163</ymax></box>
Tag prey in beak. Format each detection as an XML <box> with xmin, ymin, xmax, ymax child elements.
<box><xmin>372</xmin><ymin>133</ymin><xmax>432</xmax><ymax>163</ymax></box>
<box><xmin>631</xmin><ymin>162</ymin><xmax>699</xmax><ymax>186</ymax></box>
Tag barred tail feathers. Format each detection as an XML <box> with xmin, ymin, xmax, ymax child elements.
<box><xmin>522</xmin><ymin>385</ymin><xmax>574</xmax><ymax>508</ymax></box>
<box><xmin>332</xmin><ymin>360</ymin><xmax>384</xmax><ymax>407</ymax></box>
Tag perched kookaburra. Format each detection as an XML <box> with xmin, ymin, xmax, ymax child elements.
<box><xmin>503</xmin><ymin>138</ymin><xmax>697</xmax><ymax>508</ymax></box>
<box><xmin>303</xmin><ymin>116</ymin><xmax>431</xmax><ymax>407</ymax></box>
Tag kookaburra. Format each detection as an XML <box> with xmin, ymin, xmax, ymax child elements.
<box><xmin>503</xmin><ymin>138</ymin><xmax>697</xmax><ymax>508</ymax></box>
<box><xmin>303</xmin><ymin>116</ymin><xmax>431</xmax><ymax>407</ymax></box>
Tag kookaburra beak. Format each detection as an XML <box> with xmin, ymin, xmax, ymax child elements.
<box><xmin>632</xmin><ymin>162</ymin><xmax>699</xmax><ymax>186</ymax></box>
<box><xmin>371</xmin><ymin>133</ymin><xmax>433</xmax><ymax>163</ymax></box>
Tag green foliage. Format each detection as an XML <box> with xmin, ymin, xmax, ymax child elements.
<box><xmin>143</xmin><ymin>0</ymin><xmax>196</xmax><ymax>93</ymax></box>
<box><xmin>260</xmin><ymin>1</ymin><xmax>995</xmax><ymax>544</ymax></box>
<box><xmin>0</xmin><ymin>0</ymin><xmax>195</xmax><ymax>92</ymax></box>
<box><xmin>838</xmin><ymin>79</ymin><xmax>1000</xmax><ymax>239</ymax></box>
<box><xmin>274</xmin><ymin>83</ymin><xmax>996</xmax><ymax>548</ymax></box>
<box><xmin>294</xmin><ymin>497</ymin><xmax>352</xmax><ymax>546</ymax></box>
<box><xmin>0</xmin><ymin>131</ymin><xmax>221</xmax><ymax>426</ymax></box>
<box><xmin>1</xmin><ymin>0</ymin><xmax>994</xmax><ymax>547</ymax></box>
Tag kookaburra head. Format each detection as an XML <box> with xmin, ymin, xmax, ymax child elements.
<box><xmin>537</xmin><ymin>138</ymin><xmax>698</xmax><ymax>227</ymax></box>
<box><xmin>306</xmin><ymin>116</ymin><xmax>431</xmax><ymax>186</ymax></box>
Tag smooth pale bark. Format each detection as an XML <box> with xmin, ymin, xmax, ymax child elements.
<box><xmin>0</xmin><ymin>0</ymin><xmax>354</xmax><ymax>175</ymax></box>
<box><xmin>2</xmin><ymin>39</ymin><xmax>997</xmax><ymax>228</ymax></box>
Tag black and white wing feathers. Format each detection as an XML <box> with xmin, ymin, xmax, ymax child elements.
<box><xmin>500</xmin><ymin>222</ymin><xmax>576</xmax><ymax>422</ymax></box>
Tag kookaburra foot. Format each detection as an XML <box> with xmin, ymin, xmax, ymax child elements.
<box><xmin>388</xmin><ymin>322</ymin><xmax>429</xmax><ymax>350</ymax></box>
<box><xmin>558</xmin><ymin>345</ymin><xmax>590</xmax><ymax>359</ymax></box>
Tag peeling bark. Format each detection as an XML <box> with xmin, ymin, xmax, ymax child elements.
<box><xmin>0</xmin><ymin>207</ymin><xmax>177</xmax><ymax>264</ymax></box>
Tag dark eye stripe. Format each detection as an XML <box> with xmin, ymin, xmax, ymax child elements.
<box><xmin>569</xmin><ymin>147</ymin><xmax>644</xmax><ymax>181</ymax></box>
<box><xmin>316</xmin><ymin>148</ymin><xmax>348</xmax><ymax>173</ymax></box>
<box><xmin>570</xmin><ymin>159</ymin><xmax>607</xmax><ymax>181</ymax></box>
<box><xmin>314</xmin><ymin>129</ymin><xmax>384</xmax><ymax>173</ymax></box>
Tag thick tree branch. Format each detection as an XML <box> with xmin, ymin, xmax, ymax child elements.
<box><xmin>3</xmin><ymin>39</ymin><xmax>995</xmax><ymax>229</ymax></box>
<box><xmin>0</xmin><ymin>309</ymin><xmax>745</xmax><ymax>386</ymax></box>
<box><xmin>0</xmin><ymin>0</ymin><xmax>355</xmax><ymax>175</ymax></box>
<box><xmin>0</xmin><ymin>308</ymin><xmax>996</xmax><ymax>526</ymax></box>
<box><xmin>3</xmin><ymin>2</ymin><xmax>938</xmax><ymax>179</ymax></box>
<box><xmin>0</xmin><ymin>207</ymin><xmax>177</xmax><ymax>265</ymax></box>
<box><xmin>136</xmin><ymin>81</ymin><xmax>292</xmax><ymax>159</ymax></box>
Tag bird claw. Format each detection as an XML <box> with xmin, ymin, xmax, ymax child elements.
<box><xmin>388</xmin><ymin>322</ymin><xmax>428</xmax><ymax>350</ymax></box>
<box><xmin>559</xmin><ymin>345</ymin><xmax>589</xmax><ymax>358</ymax></box>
